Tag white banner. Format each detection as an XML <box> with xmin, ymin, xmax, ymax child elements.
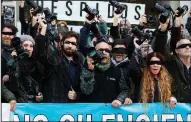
<box><xmin>36</xmin><ymin>1</ymin><xmax>145</xmax><ymax>24</ymax></box>
<box><xmin>2</xmin><ymin>103</ymin><xmax>11</xmax><ymax>121</ymax></box>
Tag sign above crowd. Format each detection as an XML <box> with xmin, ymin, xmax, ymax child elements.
<box><xmin>35</xmin><ymin>1</ymin><xmax>145</xmax><ymax>24</ymax></box>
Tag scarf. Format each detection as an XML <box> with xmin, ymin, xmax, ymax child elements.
<box><xmin>95</xmin><ymin>60</ymin><xmax>111</xmax><ymax>72</ymax></box>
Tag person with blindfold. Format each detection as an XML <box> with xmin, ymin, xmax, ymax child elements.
<box><xmin>154</xmin><ymin>14</ymin><xmax>191</xmax><ymax>103</ymax></box>
<box><xmin>110</xmin><ymin>13</ymin><xmax>134</xmax><ymax>59</ymax></box>
<box><xmin>1</xmin><ymin>24</ymin><xmax>18</xmax><ymax>84</ymax></box>
<box><xmin>111</xmin><ymin>39</ymin><xmax>133</xmax><ymax>104</ymax></box>
<box><xmin>127</xmin><ymin>52</ymin><xmax>177</xmax><ymax>108</ymax></box>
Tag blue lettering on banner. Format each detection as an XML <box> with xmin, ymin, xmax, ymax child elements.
<box><xmin>10</xmin><ymin>103</ymin><xmax>191</xmax><ymax>121</ymax></box>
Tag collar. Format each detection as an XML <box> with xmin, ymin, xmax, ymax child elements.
<box><xmin>2</xmin><ymin>43</ymin><xmax>14</xmax><ymax>52</ymax></box>
<box><xmin>63</xmin><ymin>55</ymin><xmax>78</xmax><ymax>65</ymax></box>
<box><xmin>111</xmin><ymin>57</ymin><xmax>129</xmax><ymax>66</ymax></box>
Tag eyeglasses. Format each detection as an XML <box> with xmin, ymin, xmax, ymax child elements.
<box><xmin>64</xmin><ymin>41</ymin><xmax>77</xmax><ymax>46</ymax></box>
<box><xmin>176</xmin><ymin>43</ymin><xmax>191</xmax><ymax>49</ymax></box>
<box><xmin>97</xmin><ymin>48</ymin><xmax>111</xmax><ymax>53</ymax></box>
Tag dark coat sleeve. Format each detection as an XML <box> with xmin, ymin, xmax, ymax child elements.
<box><xmin>79</xmin><ymin>23</ymin><xmax>91</xmax><ymax>57</ymax></box>
<box><xmin>1</xmin><ymin>84</ymin><xmax>16</xmax><ymax>102</ymax></box>
<box><xmin>128</xmin><ymin>51</ymin><xmax>143</xmax><ymax>102</ymax></box>
<box><xmin>110</xmin><ymin>25</ymin><xmax>120</xmax><ymax>39</ymax></box>
<box><xmin>19</xmin><ymin>6</ymin><xmax>29</xmax><ymax>34</ymax></box>
<box><xmin>35</xmin><ymin>34</ymin><xmax>47</xmax><ymax>65</ymax></box>
<box><xmin>116</xmin><ymin>69</ymin><xmax>129</xmax><ymax>103</ymax></box>
<box><xmin>170</xmin><ymin>27</ymin><xmax>181</xmax><ymax>54</ymax></box>
<box><xmin>153</xmin><ymin>29</ymin><xmax>169</xmax><ymax>56</ymax></box>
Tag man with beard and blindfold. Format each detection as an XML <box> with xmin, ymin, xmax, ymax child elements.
<box><xmin>36</xmin><ymin>19</ymin><xmax>83</xmax><ymax>103</ymax></box>
<box><xmin>1</xmin><ymin>24</ymin><xmax>18</xmax><ymax>83</ymax></box>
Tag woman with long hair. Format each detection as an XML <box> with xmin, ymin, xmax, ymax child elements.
<box><xmin>141</xmin><ymin>52</ymin><xmax>176</xmax><ymax>108</ymax></box>
<box><xmin>124</xmin><ymin>52</ymin><xmax>177</xmax><ymax>108</ymax></box>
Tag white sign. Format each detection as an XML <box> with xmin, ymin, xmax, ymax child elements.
<box><xmin>2</xmin><ymin>103</ymin><xmax>11</xmax><ymax>121</ymax></box>
<box><xmin>36</xmin><ymin>1</ymin><xmax>145</xmax><ymax>24</ymax></box>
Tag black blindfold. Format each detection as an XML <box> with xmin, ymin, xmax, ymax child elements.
<box><xmin>148</xmin><ymin>61</ymin><xmax>162</xmax><ymax>65</ymax></box>
<box><xmin>112</xmin><ymin>48</ymin><xmax>128</xmax><ymax>54</ymax></box>
<box><xmin>2</xmin><ymin>32</ymin><xmax>15</xmax><ymax>35</ymax></box>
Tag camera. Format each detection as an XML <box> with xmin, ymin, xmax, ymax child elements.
<box><xmin>89</xmin><ymin>47</ymin><xmax>105</xmax><ymax>64</ymax></box>
<box><xmin>11</xmin><ymin>37</ymin><xmax>29</xmax><ymax>61</ymax></box>
<box><xmin>153</xmin><ymin>3</ymin><xmax>173</xmax><ymax>23</ymax></box>
<box><xmin>25</xmin><ymin>0</ymin><xmax>43</xmax><ymax>16</ymax></box>
<box><xmin>131</xmin><ymin>27</ymin><xmax>152</xmax><ymax>45</ymax></box>
<box><xmin>43</xmin><ymin>8</ymin><xmax>57</xmax><ymax>24</ymax></box>
<box><xmin>109</xmin><ymin>0</ymin><xmax>126</xmax><ymax>14</ymax></box>
<box><xmin>83</xmin><ymin>4</ymin><xmax>99</xmax><ymax>21</ymax></box>
<box><xmin>175</xmin><ymin>5</ymin><xmax>188</xmax><ymax>17</ymax></box>
<box><xmin>146</xmin><ymin>15</ymin><xmax>156</xmax><ymax>24</ymax></box>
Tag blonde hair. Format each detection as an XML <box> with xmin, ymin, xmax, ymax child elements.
<box><xmin>141</xmin><ymin>52</ymin><xmax>172</xmax><ymax>103</ymax></box>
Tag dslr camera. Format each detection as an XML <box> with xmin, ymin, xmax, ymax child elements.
<box><xmin>146</xmin><ymin>15</ymin><xmax>156</xmax><ymax>24</ymax></box>
<box><xmin>83</xmin><ymin>4</ymin><xmax>99</xmax><ymax>21</ymax></box>
<box><xmin>131</xmin><ymin>27</ymin><xmax>152</xmax><ymax>45</ymax></box>
<box><xmin>153</xmin><ymin>3</ymin><xmax>173</xmax><ymax>23</ymax></box>
<box><xmin>175</xmin><ymin>5</ymin><xmax>188</xmax><ymax>17</ymax></box>
<box><xmin>109</xmin><ymin>0</ymin><xmax>126</xmax><ymax>14</ymax></box>
<box><xmin>25</xmin><ymin>0</ymin><xmax>43</xmax><ymax>16</ymax></box>
<box><xmin>43</xmin><ymin>8</ymin><xmax>57</xmax><ymax>24</ymax></box>
<box><xmin>88</xmin><ymin>47</ymin><xmax>105</xmax><ymax>64</ymax></box>
<box><xmin>26</xmin><ymin>0</ymin><xmax>56</xmax><ymax>24</ymax></box>
<box><xmin>11</xmin><ymin>37</ymin><xmax>29</xmax><ymax>61</ymax></box>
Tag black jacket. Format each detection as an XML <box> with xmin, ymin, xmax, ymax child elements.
<box><xmin>128</xmin><ymin>49</ymin><xmax>146</xmax><ymax>103</ymax></box>
<box><xmin>13</xmin><ymin>57</ymin><xmax>43</xmax><ymax>103</ymax></box>
<box><xmin>154</xmin><ymin>27</ymin><xmax>191</xmax><ymax>103</ymax></box>
<box><xmin>19</xmin><ymin>6</ymin><xmax>37</xmax><ymax>38</ymax></box>
<box><xmin>1</xmin><ymin>44</ymin><xmax>14</xmax><ymax>77</ymax></box>
<box><xmin>111</xmin><ymin>58</ymin><xmax>133</xmax><ymax>98</ymax></box>
<box><xmin>80</xmin><ymin>62</ymin><xmax>129</xmax><ymax>103</ymax></box>
<box><xmin>36</xmin><ymin>34</ymin><xmax>83</xmax><ymax>103</ymax></box>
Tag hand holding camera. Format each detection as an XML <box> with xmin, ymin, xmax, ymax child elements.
<box><xmin>85</xmin><ymin>14</ymin><xmax>96</xmax><ymax>24</ymax></box>
<box><xmin>159</xmin><ymin>15</ymin><xmax>170</xmax><ymax>32</ymax></box>
<box><xmin>133</xmin><ymin>37</ymin><xmax>141</xmax><ymax>49</ymax></box>
<box><xmin>139</xmin><ymin>14</ymin><xmax>147</xmax><ymax>26</ymax></box>
<box><xmin>20</xmin><ymin>1</ymin><xmax>25</xmax><ymax>8</ymax></box>
<box><xmin>87</xmin><ymin>56</ymin><xmax>95</xmax><ymax>71</ymax></box>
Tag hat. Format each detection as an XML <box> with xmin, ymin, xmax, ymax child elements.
<box><xmin>19</xmin><ymin>35</ymin><xmax>35</xmax><ymax>45</ymax></box>
<box><xmin>112</xmin><ymin>39</ymin><xmax>128</xmax><ymax>48</ymax></box>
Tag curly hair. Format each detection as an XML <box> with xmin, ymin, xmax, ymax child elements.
<box><xmin>140</xmin><ymin>52</ymin><xmax>172</xmax><ymax>103</ymax></box>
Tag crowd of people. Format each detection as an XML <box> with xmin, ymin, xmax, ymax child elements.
<box><xmin>1</xmin><ymin>1</ymin><xmax>191</xmax><ymax>112</ymax></box>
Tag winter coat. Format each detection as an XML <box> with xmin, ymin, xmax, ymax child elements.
<box><xmin>154</xmin><ymin>27</ymin><xmax>191</xmax><ymax>103</ymax></box>
<box><xmin>80</xmin><ymin>62</ymin><xmax>129</xmax><ymax>103</ymax></box>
